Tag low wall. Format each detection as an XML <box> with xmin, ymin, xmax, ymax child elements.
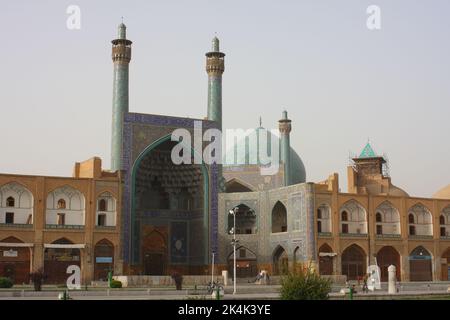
<box><xmin>113</xmin><ymin>275</ymin><xmax>224</xmax><ymax>287</ymax></box>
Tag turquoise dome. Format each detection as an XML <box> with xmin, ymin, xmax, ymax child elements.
<box><xmin>223</xmin><ymin>127</ymin><xmax>306</xmax><ymax>184</ymax></box>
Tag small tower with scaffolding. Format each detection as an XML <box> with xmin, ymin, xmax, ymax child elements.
<box><xmin>347</xmin><ymin>142</ymin><xmax>405</xmax><ymax>196</ymax></box>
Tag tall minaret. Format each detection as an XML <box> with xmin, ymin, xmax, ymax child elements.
<box><xmin>279</xmin><ymin>110</ymin><xmax>292</xmax><ymax>186</ymax></box>
<box><xmin>205</xmin><ymin>37</ymin><xmax>225</xmax><ymax>129</ymax></box>
<box><xmin>111</xmin><ymin>22</ymin><xmax>132</xmax><ymax>171</ymax></box>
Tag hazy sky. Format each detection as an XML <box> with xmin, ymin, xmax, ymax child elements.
<box><xmin>1</xmin><ymin>0</ymin><xmax>449</xmax><ymax>197</ymax></box>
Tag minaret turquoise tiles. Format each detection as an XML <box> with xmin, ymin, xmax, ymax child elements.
<box><xmin>205</xmin><ymin>37</ymin><xmax>225</xmax><ymax>129</ymax></box>
<box><xmin>111</xmin><ymin>23</ymin><xmax>132</xmax><ymax>171</ymax></box>
<box><xmin>206</xmin><ymin>37</ymin><xmax>226</xmax><ymax>192</ymax></box>
<box><xmin>279</xmin><ymin>110</ymin><xmax>292</xmax><ymax>186</ymax></box>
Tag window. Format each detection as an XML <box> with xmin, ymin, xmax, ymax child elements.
<box><xmin>57</xmin><ymin>199</ymin><xmax>66</xmax><ymax>209</ymax></box>
<box><xmin>409</xmin><ymin>225</ymin><xmax>416</xmax><ymax>235</ymax></box>
<box><xmin>408</xmin><ymin>214</ymin><xmax>415</xmax><ymax>224</ymax></box>
<box><xmin>441</xmin><ymin>227</ymin><xmax>446</xmax><ymax>237</ymax></box>
<box><xmin>5</xmin><ymin>212</ymin><xmax>14</xmax><ymax>224</ymax></box>
<box><xmin>376</xmin><ymin>225</ymin><xmax>382</xmax><ymax>235</ymax></box>
<box><xmin>239</xmin><ymin>249</ymin><xmax>246</xmax><ymax>258</ymax></box>
<box><xmin>440</xmin><ymin>215</ymin><xmax>445</xmax><ymax>225</ymax></box>
<box><xmin>342</xmin><ymin>224</ymin><xmax>348</xmax><ymax>234</ymax></box>
<box><xmin>57</xmin><ymin>213</ymin><xmax>65</xmax><ymax>226</ymax></box>
<box><xmin>376</xmin><ymin>212</ymin><xmax>382</xmax><ymax>223</ymax></box>
<box><xmin>97</xmin><ymin>214</ymin><xmax>106</xmax><ymax>226</ymax></box>
<box><xmin>281</xmin><ymin>226</ymin><xmax>287</xmax><ymax>232</ymax></box>
<box><xmin>26</xmin><ymin>214</ymin><xmax>32</xmax><ymax>224</ymax></box>
<box><xmin>99</xmin><ymin>199</ymin><xmax>107</xmax><ymax>212</ymax></box>
<box><xmin>317</xmin><ymin>220</ymin><xmax>322</xmax><ymax>233</ymax></box>
<box><xmin>6</xmin><ymin>197</ymin><xmax>15</xmax><ymax>207</ymax></box>
<box><xmin>245</xmin><ymin>229</ymin><xmax>252</xmax><ymax>234</ymax></box>
<box><xmin>317</xmin><ymin>209</ymin><xmax>322</xmax><ymax>219</ymax></box>
<box><xmin>341</xmin><ymin>211</ymin><xmax>348</xmax><ymax>222</ymax></box>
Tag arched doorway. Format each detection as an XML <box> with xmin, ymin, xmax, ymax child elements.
<box><xmin>44</xmin><ymin>238</ymin><xmax>81</xmax><ymax>284</ymax></box>
<box><xmin>441</xmin><ymin>248</ymin><xmax>450</xmax><ymax>281</ymax></box>
<box><xmin>94</xmin><ymin>239</ymin><xmax>114</xmax><ymax>281</ymax></box>
<box><xmin>273</xmin><ymin>246</ymin><xmax>288</xmax><ymax>275</ymax></box>
<box><xmin>341</xmin><ymin>244</ymin><xmax>366</xmax><ymax>281</ymax></box>
<box><xmin>227</xmin><ymin>246</ymin><xmax>257</xmax><ymax>278</ymax></box>
<box><xmin>319</xmin><ymin>244</ymin><xmax>333</xmax><ymax>275</ymax></box>
<box><xmin>376</xmin><ymin>246</ymin><xmax>400</xmax><ymax>281</ymax></box>
<box><xmin>131</xmin><ymin>136</ymin><xmax>209</xmax><ymax>274</ymax></box>
<box><xmin>271</xmin><ymin>201</ymin><xmax>287</xmax><ymax>233</ymax></box>
<box><xmin>409</xmin><ymin>246</ymin><xmax>432</xmax><ymax>281</ymax></box>
<box><xmin>0</xmin><ymin>236</ymin><xmax>30</xmax><ymax>284</ymax></box>
<box><xmin>142</xmin><ymin>230</ymin><xmax>167</xmax><ymax>275</ymax></box>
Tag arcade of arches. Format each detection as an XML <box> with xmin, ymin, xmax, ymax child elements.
<box><xmin>316</xmin><ymin>243</ymin><xmax>450</xmax><ymax>282</ymax></box>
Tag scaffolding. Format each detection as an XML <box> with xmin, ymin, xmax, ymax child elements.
<box><xmin>348</xmin><ymin>151</ymin><xmax>358</xmax><ymax>172</ymax></box>
<box><xmin>382</xmin><ymin>153</ymin><xmax>390</xmax><ymax>178</ymax></box>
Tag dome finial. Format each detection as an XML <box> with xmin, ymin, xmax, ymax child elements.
<box><xmin>259</xmin><ymin>116</ymin><xmax>262</xmax><ymax>127</ymax></box>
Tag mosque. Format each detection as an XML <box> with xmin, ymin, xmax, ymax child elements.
<box><xmin>1</xmin><ymin>23</ymin><xmax>450</xmax><ymax>284</ymax></box>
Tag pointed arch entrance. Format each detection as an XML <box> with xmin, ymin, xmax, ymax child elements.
<box><xmin>142</xmin><ymin>229</ymin><xmax>167</xmax><ymax>275</ymax></box>
<box><xmin>341</xmin><ymin>244</ymin><xmax>366</xmax><ymax>281</ymax></box>
<box><xmin>44</xmin><ymin>238</ymin><xmax>81</xmax><ymax>284</ymax></box>
<box><xmin>376</xmin><ymin>246</ymin><xmax>400</xmax><ymax>281</ymax></box>
<box><xmin>227</xmin><ymin>246</ymin><xmax>257</xmax><ymax>278</ymax></box>
<box><xmin>318</xmin><ymin>244</ymin><xmax>333</xmax><ymax>275</ymax></box>
<box><xmin>409</xmin><ymin>246</ymin><xmax>432</xmax><ymax>281</ymax></box>
<box><xmin>94</xmin><ymin>239</ymin><xmax>114</xmax><ymax>281</ymax></box>
<box><xmin>131</xmin><ymin>134</ymin><xmax>209</xmax><ymax>274</ymax></box>
<box><xmin>0</xmin><ymin>236</ymin><xmax>30</xmax><ymax>284</ymax></box>
<box><xmin>273</xmin><ymin>246</ymin><xmax>288</xmax><ymax>275</ymax></box>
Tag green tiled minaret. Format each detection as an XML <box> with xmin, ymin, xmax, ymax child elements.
<box><xmin>111</xmin><ymin>23</ymin><xmax>132</xmax><ymax>171</ymax></box>
<box><xmin>205</xmin><ymin>37</ymin><xmax>225</xmax><ymax>129</ymax></box>
<box><xmin>279</xmin><ymin>110</ymin><xmax>292</xmax><ymax>186</ymax></box>
<box><xmin>206</xmin><ymin>37</ymin><xmax>226</xmax><ymax>191</ymax></box>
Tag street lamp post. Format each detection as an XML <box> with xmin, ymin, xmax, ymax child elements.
<box><xmin>229</xmin><ymin>207</ymin><xmax>239</xmax><ymax>295</ymax></box>
<box><xmin>211</xmin><ymin>252</ymin><xmax>215</xmax><ymax>286</ymax></box>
